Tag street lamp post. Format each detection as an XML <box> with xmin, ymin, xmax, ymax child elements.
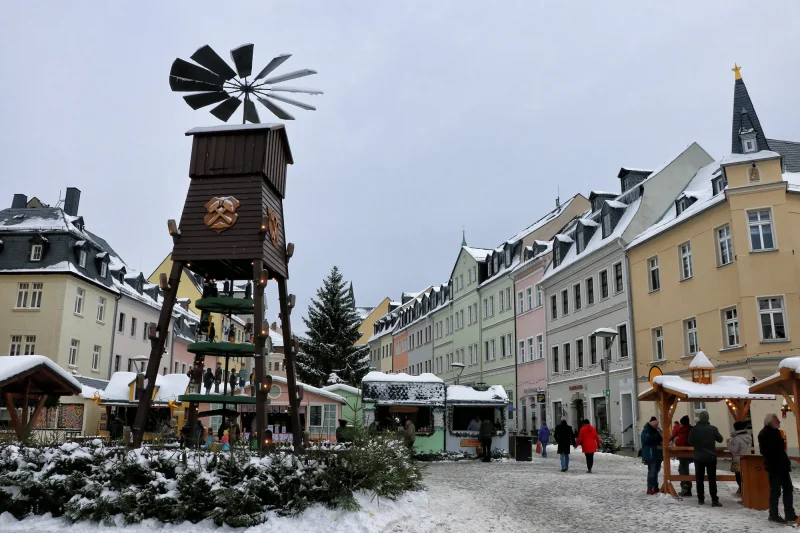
<box><xmin>451</xmin><ymin>362</ymin><xmax>465</xmax><ymax>385</ymax></box>
<box><xmin>592</xmin><ymin>328</ymin><xmax>618</xmax><ymax>432</ymax></box>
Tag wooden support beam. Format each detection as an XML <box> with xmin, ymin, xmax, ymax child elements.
<box><xmin>253</xmin><ymin>259</ymin><xmax>267</xmax><ymax>456</ymax></box>
<box><xmin>670</xmin><ymin>475</ymin><xmax>738</xmax><ymax>482</ymax></box>
<box><xmin>660</xmin><ymin>391</ymin><xmax>677</xmax><ymax>497</ymax></box>
<box><xmin>25</xmin><ymin>395</ymin><xmax>48</xmax><ymax>439</ymax></box>
<box><xmin>792</xmin><ymin>379</ymin><xmax>800</xmax><ymax>457</ymax></box>
<box><xmin>21</xmin><ymin>378</ymin><xmax>31</xmax><ymax>425</ymax></box>
<box><xmin>278</xmin><ymin>277</ymin><xmax>303</xmax><ymax>451</ymax></box>
<box><xmin>132</xmin><ymin>259</ymin><xmax>184</xmax><ymax>448</ymax></box>
<box><xmin>4</xmin><ymin>393</ymin><xmax>23</xmax><ymax>439</ymax></box>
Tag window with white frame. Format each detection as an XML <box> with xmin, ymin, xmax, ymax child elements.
<box><xmin>30</xmin><ymin>244</ymin><xmax>43</xmax><ymax>261</ymax></box>
<box><xmin>9</xmin><ymin>335</ymin><xmax>22</xmax><ymax>356</ymax></box>
<box><xmin>680</xmin><ymin>242</ymin><xmax>693</xmax><ymax>280</ymax></box>
<box><xmin>472</xmin><ymin>303</ymin><xmax>478</xmax><ymax>323</ymax></box>
<box><xmin>648</xmin><ymin>257</ymin><xmax>660</xmax><ymax>292</ymax></box>
<box><xmin>526</xmin><ymin>286</ymin><xmax>533</xmax><ymax>310</ymax></box>
<box><xmin>552</xmin><ymin>345</ymin><xmax>559</xmax><ymax>373</ymax></box>
<box><xmin>489</xmin><ymin>296</ymin><xmax>494</xmax><ymax>317</ymax></box>
<box><xmin>722</xmin><ymin>307</ymin><xmax>740</xmax><ymax>348</ymax></box>
<box><xmin>551</xmin><ymin>295</ymin><xmax>557</xmax><ymax>321</ymax></box>
<box><xmin>527</xmin><ymin>337</ymin><xmax>534</xmax><ymax>362</ymax></box>
<box><xmin>69</xmin><ymin>339</ymin><xmax>80</xmax><ymax>366</ymax></box>
<box><xmin>618</xmin><ymin>324</ymin><xmax>629</xmax><ymax>359</ymax></box>
<box><xmin>100</xmin><ymin>261</ymin><xmax>108</xmax><ymax>278</ymax></box>
<box><xmin>589</xmin><ymin>334</ymin><xmax>597</xmax><ymax>365</ymax></box>
<box><xmin>24</xmin><ymin>335</ymin><xmax>36</xmax><ymax>355</ymax></box>
<box><xmin>561</xmin><ymin>289</ymin><xmax>569</xmax><ymax>316</ymax></box>
<box><xmin>563</xmin><ymin>342</ymin><xmax>571</xmax><ymax>371</ymax></box>
<box><xmin>499</xmin><ymin>290</ymin><xmax>505</xmax><ymax>313</ymax></box>
<box><xmin>79</xmin><ymin>249</ymin><xmax>87</xmax><ymax>268</ymax></box>
<box><xmin>460</xmin><ymin>310</ymin><xmax>464</xmax><ymax>329</ymax></box>
<box><xmin>586</xmin><ymin>277</ymin><xmax>594</xmax><ymax>305</ymax></box>
<box><xmin>30</xmin><ymin>283</ymin><xmax>42</xmax><ymax>308</ymax></box>
<box><xmin>15</xmin><ymin>283</ymin><xmax>30</xmax><ymax>308</ymax></box>
<box><xmin>574</xmin><ymin>283</ymin><xmax>582</xmax><ymax>311</ymax></box>
<box><xmin>472</xmin><ymin>343</ymin><xmax>479</xmax><ymax>365</ymax></box>
<box><xmin>97</xmin><ymin>297</ymin><xmax>106</xmax><ymax>322</ymax></box>
<box><xmin>759</xmin><ymin>296</ymin><xmax>787</xmax><ymax>341</ymax></box>
<box><xmin>130</xmin><ymin>317</ymin><xmax>137</xmax><ymax>337</ymax></box>
<box><xmin>577</xmin><ymin>231</ymin><xmax>585</xmax><ymax>253</ymax></box>
<box><xmin>653</xmin><ymin>327</ymin><xmax>664</xmax><ymax>361</ymax></box>
<box><xmin>484</xmin><ymin>340</ymin><xmax>490</xmax><ymax>362</ymax></box>
<box><xmin>535</xmin><ymin>284</ymin><xmax>543</xmax><ymax>308</ymax></box>
<box><xmin>483</xmin><ymin>299</ymin><xmax>488</xmax><ymax>318</ymax></box>
<box><xmin>684</xmin><ymin>318</ymin><xmax>699</xmax><ymax>355</ymax></box>
<box><xmin>74</xmin><ymin>287</ymin><xmax>85</xmax><ymax>315</ymax></box>
<box><xmin>748</xmin><ymin>209</ymin><xmax>775</xmax><ymax>251</ymax></box>
<box><xmin>536</xmin><ymin>334</ymin><xmax>543</xmax><ymax>360</ymax></box>
<box><xmin>613</xmin><ymin>262</ymin><xmax>624</xmax><ymax>293</ymax></box>
<box><xmin>490</xmin><ymin>339</ymin><xmax>496</xmax><ymax>360</ymax></box>
<box><xmin>717</xmin><ymin>225</ymin><xmax>733</xmax><ymax>266</ymax></box>
<box><xmin>576</xmin><ymin>338</ymin><xmax>584</xmax><ymax>368</ymax></box>
<box><xmin>507</xmin><ymin>333</ymin><xmax>513</xmax><ymax>359</ymax></box>
<box><xmin>505</xmin><ymin>288</ymin><xmax>511</xmax><ymax>311</ymax></box>
<box><xmin>600</xmin><ymin>270</ymin><xmax>609</xmax><ymax>299</ymax></box>
<box><xmin>92</xmin><ymin>345</ymin><xmax>101</xmax><ymax>371</ymax></box>
<box><xmin>518</xmin><ymin>291</ymin><xmax>525</xmax><ymax>314</ymax></box>
<box><xmin>518</xmin><ymin>340</ymin><xmax>525</xmax><ymax>363</ymax></box>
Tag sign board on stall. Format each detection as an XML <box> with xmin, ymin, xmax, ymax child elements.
<box><xmin>460</xmin><ymin>439</ymin><xmax>480</xmax><ymax>448</ymax></box>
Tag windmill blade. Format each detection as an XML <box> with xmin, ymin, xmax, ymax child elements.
<box><xmin>190</xmin><ymin>45</ymin><xmax>237</xmax><ymax>80</ymax></box>
<box><xmin>254</xmin><ymin>53</ymin><xmax>292</xmax><ymax>81</ymax></box>
<box><xmin>263</xmin><ymin>92</ymin><xmax>316</xmax><ymax>111</ymax></box>
<box><xmin>183</xmin><ymin>91</ymin><xmax>229</xmax><ymax>110</ymax></box>
<box><xmin>230</xmin><ymin>44</ymin><xmax>254</xmax><ymax>78</ymax></box>
<box><xmin>257</xmin><ymin>97</ymin><xmax>295</xmax><ymax>120</ymax></box>
<box><xmin>169</xmin><ymin>75</ymin><xmax>222</xmax><ymax>93</ymax></box>
<box><xmin>267</xmin><ymin>86</ymin><xmax>324</xmax><ymax>95</ymax></box>
<box><xmin>244</xmin><ymin>98</ymin><xmax>260</xmax><ymax>124</ymax></box>
<box><xmin>210</xmin><ymin>97</ymin><xmax>242</xmax><ymax>122</ymax></box>
<box><xmin>170</xmin><ymin>58</ymin><xmax>224</xmax><ymax>87</ymax></box>
<box><xmin>262</xmin><ymin>68</ymin><xmax>317</xmax><ymax>85</ymax></box>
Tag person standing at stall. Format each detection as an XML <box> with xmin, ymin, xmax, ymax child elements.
<box><xmin>554</xmin><ymin>417</ymin><xmax>576</xmax><ymax>472</ymax></box>
<box><xmin>671</xmin><ymin>415</ymin><xmax>693</xmax><ymax>497</ymax></box>
<box><xmin>688</xmin><ymin>411</ymin><xmax>723</xmax><ymax>507</ymax></box>
<box><xmin>641</xmin><ymin>417</ymin><xmax>663</xmax><ymax>495</ymax></box>
<box><xmin>479</xmin><ymin>415</ymin><xmax>494</xmax><ymax>462</ymax></box>
<box><xmin>759</xmin><ymin>413</ymin><xmax>798</xmax><ymax>524</ymax></box>
<box><xmin>576</xmin><ymin>419</ymin><xmax>602</xmax><ymax>473</ymax></box>
<box><xmin>728</xmin><ymin>420</ymin><xmax>752</xmax><ymax>498</ymax></box>
<box><xmin>403</xmin><ymin>418</ymin><xmax>416</xmax><ymax>451</ymax></box>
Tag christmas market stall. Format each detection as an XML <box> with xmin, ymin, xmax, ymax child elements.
<box><xmin>445</xmin><ymin>384</ymin><xmax>510</xmax><ymax>454</ymax></box>
<box><xmin>98</xmin><ymin>371</ymin><xmax>190</xmax><ymax>441</ymax></box>
<box><xmin>361</xmin><ymin>372</ymin><xmax>445</xmax><ymax>452</ymax></box>
<box><xmin>638</xmin><ymin>352</ymin><xmax>773</xmax><ymax>499</ymax></box>
<box><xmin>0</xmin><ymin>355</ymin><xmax>82</xmax><ymax>440</ymax></box>
<box><xmin>750</xmin><ymin>356</ymin><xmax>800</xmax><ymax>452</ymax></box>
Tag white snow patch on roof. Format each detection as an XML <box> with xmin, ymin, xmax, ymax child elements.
<box><xmin>447</xmin><ymin>385</ymin><xmax>508</xmax><ymax>403</ymax></box>
<box><xmin>688</xmin><ymin>351</ymin><xmax>714</xmax><ymax>369</ymax></box>
<box><xmin>102</xmin><ymin>372</ymin><xmax>136</xmax><ymax>401</ymax></box>
<box><xmin>779</xmin><ymin>357</ymin><xmax>800</xmax><ymax>372</ymax></box>
<box><xmin>649</xmin><ymin>375</ymin><xmax>774</xmax><ymax>400</ymax></box>
<box><xmin>362</xmin><ymin>371</ymin><xmax>444</xmax><ymax>384</ymax></box>
<box><xmin>463</xmin><ymin>246</ymin><xmax>492</xmax><ymax>261</ymax></box>
<box><xmin>592</xmin><ymin>327</ymin><xmax>618</xmax><ymax>336</ymax></box>
<box><xmin>154</xmin><ymin>374</ymin><xmax>190</xmax><ymax>402</ymax></box>
<box><xmin>720</xmin><ymin>150</ymin><xmax>782</xmax><ymax>166</ymax></box>
<box><xmin>579</xmin><ymin>219</ymin><xmax>599</xmax><ymax>227</ymax></box>
<box><xmin>504</xmin><ymin>196</ymin><xmax>576</xmax><ymax>244</ymax></box>
<box><xmin>0</xmin><ymin>355</ymin><xmax>81</xmax><ymax>392</ymax></box>
<box><xmin>606</xmin><ymin>200</ymin><xmax>628</xmax><ymax>209</ymax></box>
<box><xmin>322</xmin><ymin>383</ymin><xmax>361</xmax><ymax>396</ymax></box>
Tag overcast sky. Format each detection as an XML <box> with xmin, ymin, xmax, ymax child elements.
<box><xmin>2</xmin><ymin>2</ymin><xmax>799</xmax><ymax>330</ymax></box>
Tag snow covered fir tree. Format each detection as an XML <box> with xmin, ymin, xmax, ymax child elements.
<box><xmin>297</xmin><ymin>266</ymin><xmax>370</xmax><ymax>387</ymax></box>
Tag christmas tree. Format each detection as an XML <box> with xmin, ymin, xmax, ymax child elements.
<box><xmin>297</xmin><ymin>266</ymin><xmax>370</xmax><ymax>387</ymax></box>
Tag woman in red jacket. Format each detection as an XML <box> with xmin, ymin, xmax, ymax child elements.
<box><xmin>576</xmin><ymin>419</ymin><xmax>603</xmax><ymax>473</ymax></box>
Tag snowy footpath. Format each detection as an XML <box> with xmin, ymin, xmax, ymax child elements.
<box><xmin>0</xmin><ymin>449</ymin><xmax>789</xmax><ymax>533</ymax></box>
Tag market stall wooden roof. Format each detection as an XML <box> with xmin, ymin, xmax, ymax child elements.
<box><xmin>750</xmin><ymin>356</ymin><xmax>800</xmax><ymax>396</ymax></box>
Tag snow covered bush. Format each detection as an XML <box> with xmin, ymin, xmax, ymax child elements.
<box><xmin>0</xmin><ymin>436</ymin><xmax>421</xmax><ymax>526</ymax></box>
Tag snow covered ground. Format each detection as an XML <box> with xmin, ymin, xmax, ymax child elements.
<box><xmin>1</xmin><ymin>447</ymin><xmax>788</xmax><ymax>532</ymax></box>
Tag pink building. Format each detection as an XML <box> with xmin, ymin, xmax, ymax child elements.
<box><xmin>511</xmin><ymin>243</ymin><xmax>551</xmax><ymax>434</ymax></box>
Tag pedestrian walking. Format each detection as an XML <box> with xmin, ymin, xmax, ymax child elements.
<box><xmin>214</xmin><ymin>363</ymin><xmax>223</xmax><ymax>393</ymax></box>
<box><xmin>403</xmin><ymin>418</ymin><xmax>416</xmax><ymax>451</ymax></box>
<box><xmin>671</xmin><ymin>415</ymin><xmax>693</xmax><ymax>497</ymax></box>
<box><xmin>479</xmin><ymin>416</ymin><xmax>495</xmax><ymax>462</ymax></box>
<box><xmin>688</xmin><ymin>411</ymin><xmax>723</xmax><ymax>507</ymax></box>
<box><xmin>576</xmin><ymin>419</ymin><xmax>602</xmax><ymax>473</ymax></box>
<box><xmin>538</xmin><ymin>422</ymin><xmax>550</xmax><ymax>458</ymax></box>
<box><xmin>728</xmin><ymin>420</ymin><xmax>752</xmax><ymax>498</ymax></box>
<box><xmin>554</xmin><ymin>417</ymin><xmax>576</xmax><ymax>472</ymax></box>
<box><xmin>758</xmin><ymin>413</ymin><xmax>798</xmax><ymax>524</ymax></box>
<box><xmin>641</xmin><ymin>417</ymin><xmax>663</xmax><ymax>495</ymax></box>
<box><xmin>203</xmin><ymin>368</ymin><xmax>214</xmax><ymax>394</ymax></box>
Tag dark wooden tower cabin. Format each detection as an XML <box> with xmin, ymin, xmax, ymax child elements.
<box><xmin>172</xmin><ymin>123</ymin><xmax>293</xmax><ymax>281</ymax></box>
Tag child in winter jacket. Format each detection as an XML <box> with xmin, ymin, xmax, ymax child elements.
<box><xmin>728</xmin><ymin>420</ymin><xmax>752</xmax><ymax>496</ymax></box>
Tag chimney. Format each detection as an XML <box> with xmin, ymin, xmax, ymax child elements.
<box><xmin>12</xmin><ymin>194</ymin><xmax>27</xmax><ymax>209</ymax></box>
<box><xmin>64</xmin><ymin>187</ymin><xmax>81</xmax><ymax>216</ymax></box>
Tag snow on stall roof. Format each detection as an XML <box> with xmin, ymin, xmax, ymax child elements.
<box><xmin>447</xmin><ymin>385</ymin><xmax>508</xmax><ymax>403</ymax></box>
<box><xmin>270</xmin><ymin>375</ymin><xmax>345</xmax><ymax>402</ymax></box>
<box><xmin>0</xmin><ymin>355</ymin><xmax>81</xmax><ymax>392</ymax></box>
<box><xmin>323</xmin><ymin>383</ymin><xmax>361</xmax><ymax>396</ymax></box>
<box><xmin>543</xmin><ymin>197</ymin><xmax>641</xmax><ymax>281</ymax></box>
<box><xmin>720</xmin><ymin>150</ymin><xmax>782</xmax><ymax>166</ymax></box>
<box><xmin>362</xmin><ymin>371</ymin><xmax>444</xmax><ymax>384</ymax></box>
<box><xmin>102</xmin><ymin>372</ymin><xmax>136</xmax><ymax>400</ymax></box>
<box><xmin>779</xmin><ymin>357</ymin><xmax>800</xmax><ymax>372</ymax></box>
<box><xmin>628</xmin><ymin>162</ymin><xmax>723</xmax><ymax>248</ymax></box>
<box><xmin>79</xmin><ymin>385</ymin><xmax>101</xmax><ymax>400</ymax></box>
<box><xmin>650</xmin><ymin>375</ymin><xmax>774</xmax><ymax>400</ymax></box>
<box><xmin>688</xmin><ymin>351</ymin><xmax>714</xmax><ymax>369</ymax></box>
<box><xmin>463</xmin><ymin>246</ymin><xmax>492</xmax><ymax>261</ymax></box>
<box><xmin>154</xmin><ymin>374</ymin><xmax>190</xmax><ymax>402</ymax></box>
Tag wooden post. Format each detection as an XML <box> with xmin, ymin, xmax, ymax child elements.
<box><xmin>792</xmin><ymin>379</ymin><xmax>800</xmax><ymax>454</ymax></box>
<box><xmin>253</xmin><ymin>259</ymin><xmax>267</xmax><ymax>455</ymax></box>
<box><xmin>4</xmin><ymin>393</ymin><xmax>23</xmax><ymax>440</ymax></box>
<box><xmin>132</xmin><ymin>260</ymin><xmax>184</xmax><ymax>448</ymax></box>
<box><xmin>660</xmin><ymin>391</ymin><xmax>678</xmax><ymax>497</ymax></box>
<box><xmin>21</xmin><ymin>378</ymin><xmax>30</xmax><ymax>425</ymax></box>
<box><xmin>25</xmin><ymin>395</ymin><xmax>48</xmax><ymax>439</ymax></box>
<box><xmin>278</xmin><ymin>277</ymin><xmax>303</xmax><ymax>451</ymax></box>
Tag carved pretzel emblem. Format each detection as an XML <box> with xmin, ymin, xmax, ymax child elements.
<box><xmin>204</xmin><ymin>196</ymin><xmax>240</xmax><ymax>233</ymax></box>
<box><xmin>268</xmin><ymin>208</ymin><xmax>280</xmax><ymax>246</ymax></box>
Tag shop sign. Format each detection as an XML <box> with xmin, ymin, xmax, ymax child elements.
<box><xmin>569</xmin><ymin>385</ymin><xmax>584</xmax><ymax>391</ymax></box>
<box><xmin>460</xmin><ymin>439</ymin><xmax>480</xmax><ymax>448</ymax></box>
<box><xmin>536</xmin><ymin>392</ymin><xmax>546</xmax><ymax>403</ymax></box>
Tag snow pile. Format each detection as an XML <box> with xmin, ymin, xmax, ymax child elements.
<box><xmin>0</xmin><ymin>356</ymin><xmax>81</xmax><ymax>393</ymax></box>
<box><xmin>648</xmin><ymin>375</ymin><xmax>775</xmax><ymax>400</ymax></box>
<box><xmin>446</xmin><ymin>385</ymin><xmax>508</xmax><ymax>404</ymax></box>
<box><xmin>688</xmin><ymin>351</ymin><xmax>714</xmax><ymax>369</ymax></box>
<box><xmin>779</xmin><ymin>356</ymin><xmax>800</xmax><ymax>372</ymax></box>
<box><xmin>153</xmin><ymin>374</ymin><xmax>190</xmax><ymax>403</ymax></box>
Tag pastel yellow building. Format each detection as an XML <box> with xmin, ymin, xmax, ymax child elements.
<box><xmin>629</xmin><ymin>68</ymin><xmax>800</xmax><ymax>452</ymax></box>
<box><xmin>356</xmin><ymin>297</ymin><xmax>393</xmax><ymax>346</ymax></box>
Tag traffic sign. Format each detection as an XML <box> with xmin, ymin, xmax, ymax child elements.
<box><xmin>603</xmin><ymin>389</ymin><xmax>611</xmax><ymax>397</ymax></box>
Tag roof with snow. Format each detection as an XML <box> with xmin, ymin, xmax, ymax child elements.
<box><xmin>750</xmin><ymin>357</ymin><xmax>800</xmax><ymax>396</ymax></box>
<box><xmin>640</xmin><ymin>375</ymin><xmax>774</xmax><ymax>401</ymax></box>
<box><xmin>355</xmin><ymin>306</ymin><xmax>375</xmax><ymax>320</ymax></box>
<box><xmin>688</xmin><ymin>351</ymin><xmax>714</xmax><ymax>369</ymax></box>
<box><xmin>720</xmin><ymin>150</ymin><xmax>782</xmax><ymax>166</ymax></box>
<box><xmin>186</xmin><ymin>123</ymin><xmax>293</xmax><ymax>164</ymax></box>
<box><xmin>446</xmin><ymin>385</ymin><xmax>508</xmax><ymax>404</ymax></box>
<box><xmin>99</xmin><ymin>372</ymin><xmax>190</xmax><ymax>404</ymax></box>
<box><xmin>362</xmin><ymin>372</ymin><xmax>446</xmax><ymax>405</ymax></box>
<box><xmin>322</xmin><ymin>383</ymin><xmax>361</xmax><ymax>396</ymax></box>
<box><xmin>463</xmin><ymin>246</ymin><xmax>492</xmax><ymax>261</ymax></box>
<box><xmin>0</xmin><ymin>355</ymin><xmax>82</xmax><ymax>395</ymax></box>
<box><xmin>504</xmin><ymin>194</ymin><xmax>580</xmax><ymax>244</ymax></box>
<box><xmin>362</xmin><ymin>371</ymin><xmax>444</xmax><ymax>384</ymax></box>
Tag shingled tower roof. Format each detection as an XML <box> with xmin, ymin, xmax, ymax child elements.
<box><xmin>730</xmin><ymin>64</ymin><xmax>770</xmax><ymax>154</ymax></box>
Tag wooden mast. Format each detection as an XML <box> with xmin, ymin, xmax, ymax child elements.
<box><xmin>278</xmin><ymin>278</ymin><xmax>303</xmax><ymax>450</ymax></box>
<box><xmin>253</xmin><ymin>259</ymin><xmax>267</xmax><ymax>455</ymax></box>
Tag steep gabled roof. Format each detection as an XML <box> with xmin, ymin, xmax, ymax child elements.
<box><xmin>731</xmin><ymin>73</ymin><xmax>770</xmax><ymax>154</ymax></box>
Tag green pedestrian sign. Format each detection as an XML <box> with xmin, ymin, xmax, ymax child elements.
<box><xmin>603</xmin><ymin>390</ymin><xmax>611</xmax><ymax>397</ymax></box>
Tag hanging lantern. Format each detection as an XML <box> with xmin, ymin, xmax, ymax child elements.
<box><xmin>263</xmin><ymin>375</ymin><xmax>273</xmax><ymax>394</ymax></box>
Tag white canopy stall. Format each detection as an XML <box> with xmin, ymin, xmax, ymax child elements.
<box><xmin>445</xmin><ymin>384</ymin><xmax>509</xmax><ymax>454</ymax></box>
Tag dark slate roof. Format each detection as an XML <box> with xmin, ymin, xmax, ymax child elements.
<box><xmin>183</xmin><ymin>268</ymin><xmax>204</xmax><ymax>294</ymax></box>
<box><xmin>767</xmin><ymin>139</ymin><xmax>800</xmax><ymax>173</ymax></box>
<box><xmin>75</xmin><ymin>375</ymin><xmax>109</xmax><ymax>390</ymax></box>
<box><xmin>731</xmin><ymin>78</ymin><xmax>770</xmax><ymax>154</ymax></box>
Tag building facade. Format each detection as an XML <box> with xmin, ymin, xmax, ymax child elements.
<box><xmin>629</xmin><ymin>70</ymin><xmax>800</xmax><ymax>452</ymax></box>
<box><xmin>356</xmin><ymin>297</ymin><xmax>393</xmax><ymax>346</ymax></box>
<box><xmin>542</xmin><ymin>144</ymin><xmax>713</xmax><ymax>448</ymax></box>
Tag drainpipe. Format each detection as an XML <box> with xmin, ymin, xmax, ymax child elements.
<box><xmin>107</xmin><ymin>292</ymin><xmax>123</xmax><ymax>379</ymax></box>
<box><xmin>618</xmin><ymin>238</ymin><xmax>639</xmax><ymax>449</ymax></box>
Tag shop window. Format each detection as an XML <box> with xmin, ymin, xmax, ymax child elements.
<box><xmin>375</xmin><ymin>405</ymin><xmax>434</xmax><ymax>435</ymax></box>
<box><xmin>450</xmin><ymin>405</ymin><xmax>502</xmax><ymax>433</ymax></box>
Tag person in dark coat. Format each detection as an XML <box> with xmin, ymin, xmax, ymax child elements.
<box><xmin>538</xmin><ymin>422</ymin><xmax>550</xmax><ymax>458</ymax></box>
<box><xmin>195</xmin><ymin>420</ymin><xmax>204</xmax><ymax>448</ymax></box>
<box><xmin>229</xmin><ymin>368</ymin><xmax>238</xmax><ymax>393</ymax></box>
<box><xmin>554</xmin><ymin>418</ymin><xmax>576</xmax><ymax>472</ymax></box>
<box><xmin>214</xmin><ymin>363</ymin><xmax>223</xmax><ymax>393</ymax></box>
<box><xmin>688</xmin><ymin>411</ymin><xmax>724</xmax><ymax>506</ymax></box>
<box><xmin>759</xmin><ymin>413</ymin><xmax>798</xmax><ymax>524</ymax></box>
<box><xmin>641</xmin><ymin>417</ymin><xmax>663</xmax><ymax>494</ymax></box>
<box><xmin>109</xmin><ymin>415</ymin><xmax>124</xmax><ymax>440</ymax></box>
<box><xmin>203</xmin><ymin>368</ymin><xmax>214</xmax><ymax>394</ymax></box>
<box><xmin>671</xmin><ymin>415</ymin><xmax>693</xmax><ymax>497</ymax></box>
<box><xmin>478</xmin><ymin>416</ymin><xmax>495</xmax><ymax>462</ymax></box>
<box><xmin>336</xmin><ymin>419</ymin><xmax>352</xmax><ymax>444</ymax></box>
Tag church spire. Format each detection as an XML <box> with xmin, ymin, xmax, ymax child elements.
<box><xmin>461</xmin><ymin>227</ymin><xmax>467</xmax><ymax>247</ymax></box>
<box><xmin>730</xmin><ymin>64</ymin><xmax>769</xmax><ymax>154</ymax></box>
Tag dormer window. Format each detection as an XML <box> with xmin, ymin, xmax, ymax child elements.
<box><xmin>30</xmin><ymin>244</ymin><xmax>43</xmax><ymax>261</ymax></box>
<box><xmin>576</xmin><ymin>232</ymin><xmax>585</xmax><ymax>254</ymax></box>
<box><xmin>100</xmin><ymin>261</ymin><xmax>108</xmax><ymax>278</ymax></box>
<box><xmin>79</xmin><ymin>250</ymin><xmax>87</xmax><ymax>268</ymax></box>
<box><xmin>676</xmin><ymin>198</ymin><xmax>688</xmax><ymax>215</ymax></box>
<box><xmin>505</xmin><ymin>247</ymin><xmax>511</xmax><ymax>266</ymax></box>
<box><xmin>742</xmin><ymin>137</ymin><xmax>757</xmax><ymax>153</ymax></box>
<box><xmin>712</xmin><ymin>175</ymin><xmax>727</xmax><ymax>196</ymax></box>
<box><xmin>602</xmin><ymin>214</ymin><xmax>612</xmax><ymax>236</ymax></box>
<box><xmin>554</xmin><ymin>244</ymin><xmax>562</xmax><ymax>267</ymax></box>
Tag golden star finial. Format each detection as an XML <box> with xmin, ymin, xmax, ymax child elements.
<box><xmin>732</xmin><ymin>63</ymin><xmax>742</xmax><ymax>80</ymax></box>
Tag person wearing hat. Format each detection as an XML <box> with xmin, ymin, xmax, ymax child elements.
<box><xmin>641</xmin><ymin>416</ymin><xmax>663</xmax><ymax>495</ymax></box>
<box><xmin>335</xmin><ymin>419</ymin><xmax>352</xmax><ymax>444</ymax></box>
<box><xmin>688</xmin><ymin>411</ymin><xmax>724</xmax><ymax>506</ymax></box>
<box><xmin>670</xmin><ymin>415</ymin><xmax>694</xmax><ymax>497</ymax></box>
